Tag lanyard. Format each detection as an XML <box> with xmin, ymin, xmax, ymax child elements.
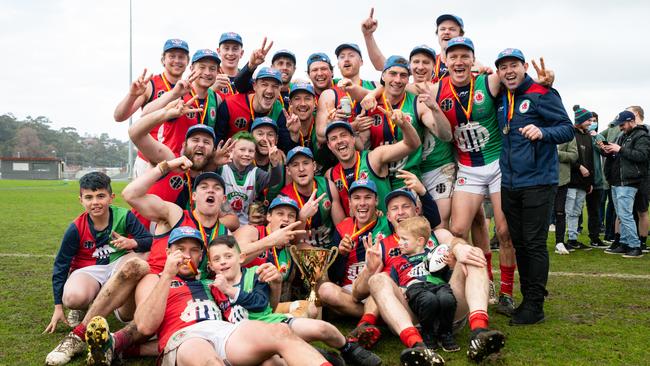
<box><xmin>161</xmin><ymin>73</ymin><xmax>173</xmax><ymax>92</ymax></box>
<box><xmin>192</xmin><ymin>209</ymin><xmax>218</xmax><ymax>252</ymax></box>
<box><xmin>339</xmin><ymin>152</ymin><xmax>361</xmax><ymax>192</ymax></box>
<box><xmin>185</xmin><ymin>172</ymin><xmax>193</xmax><ymax>208</ymax></box>
<box><xmin>299</xmin><ymin>117</ymin><xmax>315</xmax><ymax>147</ymax></box>
<box><xmin>381</xmin><ymin>92</ymin><xmax>407</xmax><ymax>139</ymax></box>
<box><xmin>266</xmin><ymin>227</ymin><xmax>289</xmax><ymax>273</ymax></box>
<box><xmin>448</xmin><ymin>76</ymin><xmax>474</xmax><ymax>121</ymax></box>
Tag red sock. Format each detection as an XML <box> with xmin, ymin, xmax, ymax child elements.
<box><xmin>113</xmin><ymin>329</ymin><xmax>132</xmax><ymax>353</ymax></box>
<box><xmin>399</xmin><ymin>326</ymin><xmax>423</xmax><ymax>348</ymax></box>
<box><xmin>358</xmin><ymin>313</ymin><xmax>377</xmax><ymax>326</ymax></box>
<box><xmin>469</xmin><ymin>310</ymin><xmax>489</xmax><ymax>330</ymax></box>
<box><xmin>72</xmin><ymin>324</ymin><xmax>86</xmax><ymax>341</ymax></box>
<box><xmin>500</xmin><ymin>264</ymin><xmax>516</xmax><ymax>296</ymax></box>
<box><xmin>484</xmin><ymin>252</ymin><xmax>494</xmax><ymax>281</ymax></box>
<box><xmin>320</xmin><ymin>363</ymin><xmax>333</xmax><ymax>366</ymax></box>
<box><xmin>122</xmin><ymin>345</ymin><xmax>141</xmax><ymax>358</ymax></box>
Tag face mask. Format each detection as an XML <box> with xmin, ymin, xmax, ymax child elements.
<box><xmin>588</xmin><ymin>123</ymin><xmax>598</xmax><ymax>132</ymax></box>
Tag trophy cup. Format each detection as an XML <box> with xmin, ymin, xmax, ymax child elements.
<box><xmin>289</xmin><ymin>246</ymin><xmax>338</xmax><ymax>306</ymax></box>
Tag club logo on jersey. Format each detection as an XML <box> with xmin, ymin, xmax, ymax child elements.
<box><xmin>157</xmin><ymin>90</ymin><xmax>166</xmax><ymax>98</ymax></box>
<box><xmin>435</xmin><ymin>183</ymin><xmax>447</xmax><ymax>195</ymax></box>
<box><xmin>83</xmin><ymin>240</ymin><xmax>95</xmax><ymax>249</ymax></box>
<box><xmin>335</xmin><ymin>179</ymin><xmax>344</xmax><ymax>191</ymax></box>
<box><xmin>474</xmin><ymin>90</ymin><xmax>485</xmax><ymax>105</ymax></box>
<box><xmin>388</xmin><ymin>247</ymin><xmax>401</xmax><ymax>258</ymax></box>
<box><xmin>169</xmin><ymin>175</ymin><xmax>185</xmax><ymax>190</ymax></box>
<box><xmin>347</xmin><ymin>262</ymin><xmax>365</xmax><ymax>282</ymax></box>
<box><xmin>228</xmin><ymin>192</ymin><xmax>248</xmax><ymax>212</ymax></box>
<box><xmin>181</xmin><ymin>299</ymin><xmax>221</xmax><ymax>323</ymax></box>
<box><xmin>359</xmin><ymin>171</ymin><xmax>368</xmax><ymax>180</ymax></box>
<box><xmin>440</xmin><ymin>98</ymin><xmax>453</xmax><ymax>112</ymax></box>
<box><xmin>170</xmin><ymin>280</ymin><xmax>184</xmax><ymax>288</ymax></box>
<box><xmin>456</xmin><ymin>177</ymin><xmax>466</xmax><ymax>186</ymax></box>
<box><xmin>186</xmin><ymin>111</ymin><xmax>196</xmax><ymax>119</ymax></box>
<box><xmin>323</xmin><ymin>199</ymin><xmax>332</xmax><ymax>209</ymax></box>
<box><xmin>257</xmin><ymin>250</ymin><xmax>268</xmax><ymax>259</ymax></box>
<box><xmin>228</xmin><ymin>305</ymin><xmax>249</xmax><ymax>323</ymax></box>
<box><xmin>519</xmin><ymin>99</ymin><xmax>530</xmax><ymax>113</ymax></box>
<box><xmin>372</xmin><ymin>114</ymin><xmax>383</xmax><ymax>127</ymax></box>
<box><xmin>453</xmin><ymin>123</ymin><xmax>490</xmax><ymax>153</ymax></box>
<box><xmin>209</xmin><ymin>107</ymin><xmax>216</xmax><ymax>120</ymax></box>
<box><xmin>234</xmin><ymin>117</ymin><xmax>248</xmax><ymax>129</ymax></box>
<box><xmin>407</xmin><ymin>262</ymin><xmax>429</xmax><ymax>278</ymax></box>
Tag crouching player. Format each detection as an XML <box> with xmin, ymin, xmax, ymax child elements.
<box><xmin>134</xmin><ymin>226</ymin><xmax>333</xmax><ymax>366</ymax></box>
<box><xmin>206</xmin><ymin>235</ymin><xmax>382</xmax><ymax>366</ymax></box>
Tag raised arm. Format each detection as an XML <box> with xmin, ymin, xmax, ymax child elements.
<box><xmin>141</xmin><ymin>70</ymin><xmax>197</xmax><ymax>116</ymax></box>
<box><xmin>121</xmin><ymin>156</ymin><xmax>190</xmax><ymax>226</ymax></box>
<box><xmin>361</xmin><ymin>8</ymin><xmax>385</xmax><ymax>72</ymax></box>
<box><xmin>114</xmin><ymin>68</ymin><xmax>153</xmax><ymax>122</ymax></box>
<box><xmin>368</xmin><ymin>108</ymin><xmax>420</xmax><ymax>175</ymax></box>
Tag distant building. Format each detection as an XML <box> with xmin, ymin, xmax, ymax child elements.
<box><xmin>0</xmin><ymin>157</ymin><xmax>63</xmax><ymax>180</ymax></box>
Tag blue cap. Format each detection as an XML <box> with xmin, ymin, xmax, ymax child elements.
<box><xmin>268</xmin><ymin>196</ymin><xmax>300</xmax><ymax>213</ymax></box>
<box><xmin>191</xmin><ymin>49</ymin><xmax>221</xmax><ymax>64</ymax></box>
<box><xmin>383</xmin><ymin>55</ymin><xmax>410</xmax><ymax>73</ymax></box>
<box><xmin>250</xmin><ymin>116</ymin><xmax>278</xmax><ymax>132</ymax></box>
<box><xmin>192</xmin><ymin>172</ymin><xmax>226</xmax><ymax>191</ymax></box>
<box><xmin>163</xmin><ymin>39</ymin><xmax>189</xmax><ymax>53</ymax></box>
<box><xmin>325</xmin><ymin>120</ymin><xmax>354</xmax><ymax>137</ymax></box>
<box><xmin>186</xmin><ymin>124</ymin><xmax>216</xmax><ymax>144</ymax></box>
<box><xmin>409</xmin><ymin>45</ymin><xmax>437</xmax><ymax>61</ymax></box>
<box><xmin>494</xmin><ymin>48</ymin><xmax>525</xmax><ymax>67</ymax></box>
<box><xmin>289</xmin><ymin>82</ymin><xmax>315</xmax><ymax>98</ymax></box>
<box><xmin>255</xmin><ymin>67</ymin><xmax>283</xmax><ymax>83</ymax></box>
<box><xmin>349</xmin><ymin>179</ymin><xmax>377</xmax><ymax>196</ymax></box>
<box><xmin>219</xmin><ymin>32</ymin><xmax>242</xmax><ymax>46</ymax></box>
<box><xmin>272</xmin><ymin>49</ymin><xmax>297</xmax><ymax>65</ymax></box>
<box><xmin>436</xmin><ymin>14</ymin><xmax>464</xmax><ymax>29</ymax></box>
<box><xmin>445</xmin><ymin>37</ymin><xmax>474</xmax><ymax>54</ymax></box>
<box><xmin>385</xmin><ymin>188</ymin><xmax>417</xmax><ymax>207</ymax></box>
<box><xmin>168</xmin><ymin>226</ymin><xmax>204</xmax><ymax>247</ymax></box>
<box><xmin>307</xmin><ymin>52</ymin><xmax>332</xmax><ymax>70</ymax></box>
<box><xmin>611</xmin><ymin>110</ymin><xmax>636</xmax><ymax>126</ymax></box>
<box><xmin>335</xmin><ymin>43</ymin><xmax>362</xmax><ymax>58</ymax></box>
<box><xmin>287</xmin><ymin>146</ymin><xmax>314</xmax><ymax>163</ymax></box>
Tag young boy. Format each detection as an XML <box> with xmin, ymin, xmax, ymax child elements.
<box><xmin>206</xmin><ymin>235</ymin><xmax>382</xmax><ymax>366</ymax></box>
<box><xmin>384</xmin><ymin>216</ymin><xmax>460</xmax><ymax>353</ymax></box>
<box><xmin>45</xmin><ymin>172</ymin><xmax>152</xmax><ymax>334</ymax></box>
<box><xmin>217</xmin><ymin>128</ymin><xmax>283</xmax><ymax>225</ymax></box>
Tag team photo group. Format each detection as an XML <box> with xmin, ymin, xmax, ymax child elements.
<box><xmin>41</xmin><ymin>7</ymin><xmax>649</xmax><ymax>366</ymax></box>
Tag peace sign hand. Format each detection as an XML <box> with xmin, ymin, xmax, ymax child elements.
<box><xmin>163</xmin><ymin>96</ymin><xmax>202</xmax><ymax>120</ymax></box>
<box><xmin>362</xmin><ymin>232</ymin><xmax>383</xmax><ymax>273</ymax></box>
<box><xmin>361</xmin><ymin>7</ymin><xmax>378</xmax><ymax>36</ymax></box>
<box><xmin>213</xmin><ymin>138</ymin><xmax>235</xmax><ymax>166</ymax></box>
<box><xmin>172</xmin><ymin>70</ymin><xmax>198</xmax><ymax>97</ymax></box>
<box><xmin>248</xmin><ymin>37</ymin><xmax>274</xmax><ymax>69</ymax></box>
<box><xmin>284</xmin><ymin>109</ymin><xmax>301</xmax><ymax>134</ymax></box>
<box><xmin>268</xmin><ymin>221</ymin><xmax>307</xmax><ymax>248</ymax></box>
<box><xmin>378</xmin><ymin>106</ymin><xmax>411</xmax><ymax>127</ymax></box>
<box><xmin>532</xmin><ymin>57</ymin><xmax>554</xmax><ymax>87</ymax></box>
<box><xmin>130</xmin><ymin>68</ymin><xmax>152</xmax><ymax>97</ymax></box>
<box><xmin>268</xmin><ymin>139</ymin><xmax>285</xmax><ymax>167</ymax></box>
<box><xmin>299</xmin><ymin>191</ymin><xmax>327</xmax><ymax>221</ymax></box>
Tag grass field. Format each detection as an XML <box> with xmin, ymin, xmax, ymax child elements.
<box><xmin>0</xmin><ymin>179</ymin><xmax>648</xmax><ymax>366</ymax></box>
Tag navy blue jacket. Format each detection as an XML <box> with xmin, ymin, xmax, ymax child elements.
<box><xmin>497</xmin><ymin>75</ymin><xmax>574</xmax><ymax>189</ymax></box>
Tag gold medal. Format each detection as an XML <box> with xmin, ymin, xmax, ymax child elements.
<box><xmin>503</xmin><ymin>125</ymin><xmax>510</xmax><ymax>135</ymax></box>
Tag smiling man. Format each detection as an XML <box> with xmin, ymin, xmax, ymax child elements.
<box><xmin>215</xmin><ymin>32</ymin><xmax>244</xmax><ymax>96</ymax></box>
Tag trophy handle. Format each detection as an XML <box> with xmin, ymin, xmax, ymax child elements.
<box><xmin>323</xmin><ymin>246</ymin><xmax>339</xmax><ymax>273</ymax></box>
<box><xmin>288</xmin><ymin>245</ymin><xmax>307</xmax><ymax>278</ymax></box>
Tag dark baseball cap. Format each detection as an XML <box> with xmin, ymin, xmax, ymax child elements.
<box><xmin>335</xmin><ymin>43</ymin><xmax>362</xmax><ymax>58</ymax></box>
<box><xmin>192</xmin><ymin>172</ymin><xmax>226</xmax><ymax>191</ymax></box>
<box><xmin>385</xmin><ymin>188</ymin><xmax>417</xmax><ymax>207</ymax></box>
<box><xmin>186</xmin><ymin>125</ymin><xmax>216</xmax><ymax>144</ymax></box>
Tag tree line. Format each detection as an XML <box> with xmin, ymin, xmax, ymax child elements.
<box><xmin>0</xmin><ymin>114</ymin><xmax>133</xmax><ymax>168</ymax></box>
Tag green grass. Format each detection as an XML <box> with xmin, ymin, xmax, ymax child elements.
<box><xmin>0</xmin><ymin>179</ymin><xmax>648</xmax><ymax>366</ymax></box>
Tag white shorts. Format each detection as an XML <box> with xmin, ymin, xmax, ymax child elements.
<box><xmin>133</xmin><ymin>156</ymin><xmax>153</xmax><ymax>179</ymax></box>
<box><xmin>454</xmin><ymin>160</ymin><xmax>501</xmax><ymax>195</ymax></box>
<box><xmin>422</xmin><ymin>163</ymin><xmax>456</xmax><ymax>200</ymax></box>
<box><xmin>68</xmin><ymin>256</ymin><xmax>125</xmax><ymax>287</ymax></box>
<box><xmin>342</xmin><ymin>284</ymin><xmax>368</xmax><ymax>304</ymax></box>
<box><xmin>161</xmin><ymin>320</ymin><xmax>241</xmax><ymax>366</ymax></box>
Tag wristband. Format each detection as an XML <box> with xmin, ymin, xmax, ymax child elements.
<box><xmin>157</xmin><ymin>160</ymin><xmax>170</xmax><ymax>175</ymax></box>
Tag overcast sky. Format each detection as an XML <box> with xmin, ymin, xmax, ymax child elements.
<box><xmin>2</xmin><ymin>0</ymin><xmax>649</xmax><ymax>140</ymax></box>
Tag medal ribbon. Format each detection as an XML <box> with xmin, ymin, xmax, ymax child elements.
<box><xmin>381</xmin><ymin>92</ymin><xmax>407</xmax><ymax>139</ymax></box>
<box><xmin>293</xmin><ymin>181</ymin><xmax>317</xmax><ymax>228</ymax></box>
<box><xmin>350</xmin><ymin>218</ymin><xmax>377</xmax><ymax>242</ymax></box>
<box><xmin>339</xmin><ymin>152</ymin><xmax>361</xmax><ymax>192</ymax></box>
<box><xmin>448</xmin><ymin>76</ymin><xmax>474</xmax><ymax>121</ymax></box>
<box><xmin>506</xmin><ymin>90</ymin><xmax>515</xmax><ymax>122</ymax></box>
<box><xmin>192</xmin><ymin>209</ymin><xmax>218</xmax><ymax>253</ymax></box>
<box><xmin>267</xmin><ymin>227</ymin><xmax>288</xmax><ymax>273</ymax></box>
<box><xmin>161</xmin><ymin>73</ymin><xmax>173</xmax><ymax>92</ymax></box>
<box><xmin>299</xmin><ymin>117</ymin><xmax>315</xmax><ymax>147</ymax></box>
<box><xmin>185</xmin><ymin>172</ymin><xmax>193</xmax><ymax>208</ymax></box>
<box><xmin>190</xmin><ymin>88</ymin><xmax>210</xmax><ymax>124</ymax></box>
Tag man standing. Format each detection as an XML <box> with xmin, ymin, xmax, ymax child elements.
<box><xmin>601</xmin><ymin>110</ymin><xmax>650</xmax><ymax>258</ymax></box>
<box><xmin>495</xmin><ymin>48</ymin><xmax>574</xmax><ymax>325</ymax></box>
<box><xmin>215</xmin><ymin>32</ymin><xmax>244</xmax><ymax>96</ymax></box>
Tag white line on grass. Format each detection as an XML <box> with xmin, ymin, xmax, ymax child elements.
<box><xmin>1</xmin><ymin>253</ymin><xmax>648</xmax><ymax>279</ymax></box>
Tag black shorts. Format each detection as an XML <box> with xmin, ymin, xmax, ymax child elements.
<box><xmin>634</xmin><ymin>184</ymin><xmax>649</xmax><ymax>213</ymax></box>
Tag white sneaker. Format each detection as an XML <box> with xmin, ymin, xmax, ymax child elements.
<box><xmin>45</xmin><ymin>332</ymin><xmax>85</xmax><ymax>365</ymax></box>
<box><xmin>548</xmin><ymin>224</ymin><xmax>556</xmax><ymax>232</ymax></box>
<box><xmin>555</xmin><ymin>243</ymin><xmax>570</xmax><ymax>255</ymax></box>
<box><xmin>66</xmin><ymin>309</ymin><xmax>85</xmax><ymax>328</ymax></box>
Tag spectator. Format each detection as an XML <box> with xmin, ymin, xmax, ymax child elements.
<box><xmin>554</xmin><ymin>138</ymin><xmax>578</xmax><ymax>254</ymax></box>
<box><xmin>627</xmin><ymin>106</ymin><xmax>649</xmax><ymax>252</ymax></box>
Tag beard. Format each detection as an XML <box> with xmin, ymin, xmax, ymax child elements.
<box><xmin>184</xmin><ymin>147</ymin><xmax>213</xmax><ymax>171</ymax></box>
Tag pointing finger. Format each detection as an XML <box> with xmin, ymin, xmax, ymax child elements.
<box><xmin>369</xmin><ymin>7</ymin><xmax>374</xmax><ymax>19</ymax></box>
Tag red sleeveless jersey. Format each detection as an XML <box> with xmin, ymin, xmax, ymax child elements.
<box><xmin>330</xmin><ymin>85</ymin><xmax>356</xmax><ymax>123</ymax></box>
<box><xmin>148</xmin><ymin>210</ymin><xmax>195</xmax><ymax>274</ymax></box>
<box><xmin>244</xmin><ymin>225</ymin><xmax>271</xmax><ymax>268</ymax></box>
<box><xmin>222</xmin><ymin>93</ymin><xmax>254</xmax><ymax>138</ymax></box>
<box><xmin>160</xmin><ymin>91</ymin><xmax>198</xmax><ymax>157</ymax></box>
<box><xmin>69</xmin><ymin>213</ymin><xmax>107</xmax><ymax>271</ymax></box>
<box><xmin>335</xmin><ymin>217</ymin><xmax>383</xmax><ymax>287</ymax></box>
<box><xmin>157</xmin><ymin>277</ymin><xmax>222</xmax><ymax>352</ymax></box>
<box><xmin>133</xmin><ymin>172</ymin><xmax>188</xmax><ymax>230</ymax></box>
<box><xmin>139</xmin><ymin>74</ymin><xmax>173</xmax><ymax>162</ymax></box>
